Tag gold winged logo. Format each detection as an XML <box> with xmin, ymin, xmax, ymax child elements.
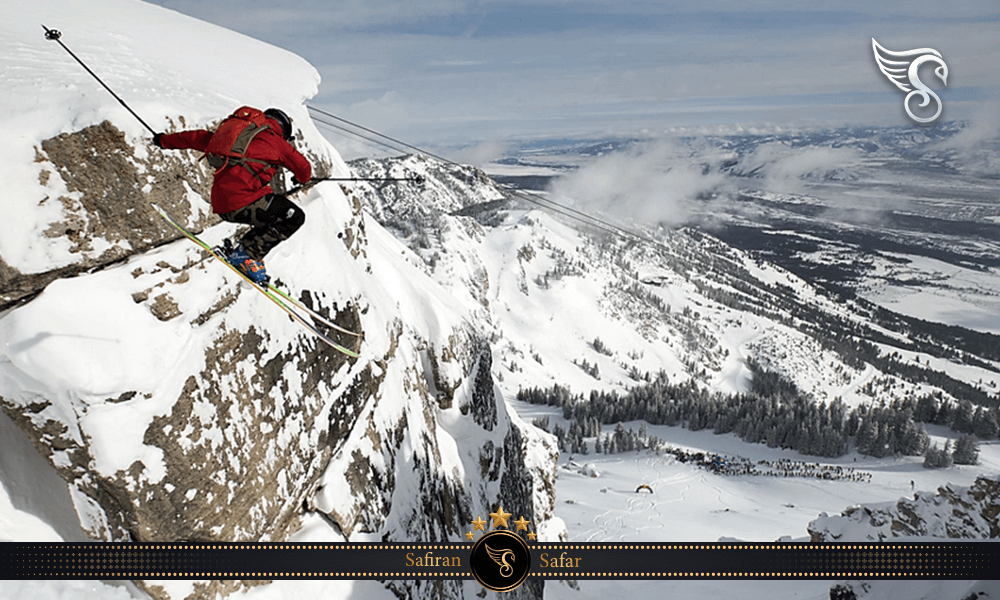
<box><xmin>485</xmin><ymin>543</ymin><xmax>515</xmax><ymax>578</ymax></box>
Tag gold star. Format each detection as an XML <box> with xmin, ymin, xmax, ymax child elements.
<box><xmin>465</xmin><ymin>531</ymin><xmax>475</xmax><ymax>540</ymax></box>
<box><xmin>471</xmin><ymin>516</ymin><xmax>487</xmax><ymax>531</ymax></box>
<box><xmin>527</xmin><ymin>531</ymin><xmax>537</xmax><ymax>541</ymax></box>
<box><xmin>490</xmin><ymin>506</ymin><xmax>512</xmax><ymax>529</ymax></box>
<box><xmin>514</xmin><ymin>516</ymin><xmax>530</xmax><ymax>531</ymax></box>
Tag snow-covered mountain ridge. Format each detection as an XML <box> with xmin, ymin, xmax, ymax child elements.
<box><xmin>350</xmin><ymin>155</ymin><xmax>1000</xmax><ymax>415</ymax></box>
<box><xmin>493</xmin><ymin>125</ymin><xmax>1000</xmax><ymax>340</ymax></box>
<box><xmin>349</xmin><ymin>153</ymin><xmax>1000</xmax><ymax>544</ymax></box>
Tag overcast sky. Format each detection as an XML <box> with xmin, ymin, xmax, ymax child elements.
<box><xmin>143</xmin><ymin>0</ymin><xmax>999</xmax><ymax>149</ymax></box>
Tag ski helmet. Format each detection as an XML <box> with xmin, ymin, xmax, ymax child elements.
<box><xmin>264</xmin><ymin>108</ymin><xmax>293</xmax><ymax>141</ymax></box>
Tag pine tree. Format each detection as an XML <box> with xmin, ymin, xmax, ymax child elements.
<box><xmin>942</xmin><ymin>439</ymin><xmax>953</xmax><ymax>466</ymax></box>
<box><xmin>924</xmin><ymin>440</ymin><xmax>955</xmax><ymax>468</ymax></box>
<box><xmin>933</xmin><ymin>401</ymin><xmax>953</xmax><ymax>427</ymax></box>
<box><xmin>613</xmin><ymin>422</ymin><xmax>626</xmax><ymax>452</ymax></box>
<box><xmin>855</xmin><ymin>417</ymin><xmax>878</xmax><ymax>455</ymax></box>
<box><xmin>901</xmin><ymin>422</ymin><xmax>929</xmax><ymax>456</ymax></box>
<box><xmin>914</xmin><ymin>394</ymin><xmax>938</xmax><ymax>423</ymax></box>
<box><xmin>951</xmin><ymin>400</ymin><xmax>975</xmax><ymax>434</ymax></box>
<box><xmin>972</xmin><ymin>407</ymin><xmax>998</xmax><ymax>440</ymax></box>
<box><xmin>553</xmin><ymin>423</ymin><xmax>567</xmax><ymax>452</ymax></box>
<box><xmin>923</xmin><ymin>443</ymin><xmax>946</xmax><ymax>468</ymax></box>
<box><xmin>952</xmin><ymin>434</ymin><xmax>979</xmax><ymax>465</ymax></box>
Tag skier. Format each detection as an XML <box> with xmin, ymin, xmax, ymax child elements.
<box><xmin>153</xmin><ymin>106</ymin><xmax>311</xmax><ymax>284</ymax></box>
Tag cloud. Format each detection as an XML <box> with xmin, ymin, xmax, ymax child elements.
<box><xmin>735</xmin><ymin>142</ymin><xmax>862</xmax><ymax>193</ymax></box>
<box><xmin>928</xmin><ymin>101</ymin><xmax>1000</xmax><ymax>173</ymax></box>
<box><xmin>146</xmin><ymin>0</ymin><xmax>468</xmax><ymax>34</ymax></box>
<box><xmin>547</xmin><ymin>140</ymin><xmax>729</xmax><ymax>228</ymax></box>
<box><xmin>143</xmin><ymin>0</ymin><xmax>1000</xmax><ymax>146</ymax></box>
<box><xmin>543</xmin><ymin>134</ymin><xmax>876</xmax><ymax>232</ymax></box>
<box><xmin>450</xmin><ymin>141</ymin><xmax>512</xmax><ymax>168</ymax></box>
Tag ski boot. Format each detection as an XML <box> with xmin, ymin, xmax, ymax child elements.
<box><xmin>221</xmin><ymin>241</ymin><xmax>269</xmax><ymax>286</ymax></box>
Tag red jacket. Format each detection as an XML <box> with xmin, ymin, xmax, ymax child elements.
<box><xmin>160</xmin><ymin>116</ymin><xmax>312</xmax><ymax>214</ymax></box>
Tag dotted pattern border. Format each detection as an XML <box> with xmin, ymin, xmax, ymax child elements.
<box><xmin>2</xmin><ymin>542</ymin><xmax>992</xmax><ymax>579</ymax></box>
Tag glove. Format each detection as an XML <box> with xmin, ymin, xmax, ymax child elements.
<box><xmin>152</xmin><ymin>133</ymin><xmax>164</xmax><ymax>148</ymax></box>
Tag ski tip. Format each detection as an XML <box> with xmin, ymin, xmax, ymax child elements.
<box><xmin>335</xmin><ymin>345</ymin><xmax>362</xmax><ymax>358</ymax></box>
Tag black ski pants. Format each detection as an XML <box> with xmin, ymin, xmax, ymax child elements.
<box><xmin>220</xmin><ymin>194</ymin><xmax>305</xmax><ymax>261</ymax></box>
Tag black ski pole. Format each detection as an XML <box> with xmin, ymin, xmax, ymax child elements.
<box><xmin>42</xmin><ymin>25</ymin><xmax>157</xmax><ymax>135</ymax></box>
<box><xmin>313</xmin><ymin>177</ymin><xmax>426</xmax><ymax>184</ymax></box>
<box><xmin>287</xmin><ymin>176</ymin><xmax>425</xmax><ymax>196</ymax></box>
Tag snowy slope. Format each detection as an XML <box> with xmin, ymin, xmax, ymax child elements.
<box><xmin>1</xmin><ymin>1</ymin><xmax>331</xmax><ymax>275</ymax></box>
<box><xmin>351</xmin><ymin>156</ymin><xmax>1000</xmax><ymax>414</ymax></box>
<box><xmin>1</xmin><ymin>3</ymin><xmax>558</xmax><ymax>600</ymax></box>
<box><xmin>347</xmin><ymin>154</ymin><xmax>1000</xmax><ymax>597</ymax></box>
<box><xmin>2</xmin><ymin>0</ymin><xmax>357</xmax><ymax>544</ymax></box>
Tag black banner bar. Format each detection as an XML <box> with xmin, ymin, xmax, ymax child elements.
<box><xmin>528</xmin><ymin>543</ymin><xmax>996</xmax><ymax>579</ymax></box>
<box><xmin>1</xmin><ymin>542</ymin><xmax>995</xmax><ymax>580</ymax></box>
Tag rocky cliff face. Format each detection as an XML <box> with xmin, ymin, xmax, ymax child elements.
<box><xmin>0</xmin><ymin>116</ymin><xmax>557</xmax><ymax>600</ymax></box>
<box><xmin>0</xmin><ymin>120</ymin><xmax>213</xmax><ymax>311</ymax></box>
<box><xmin>2</xmin><ymin>118</ymin><xmax>356</xmax><ymax>542</ymax></box>
<box><xmin>2</xmin><ymin>3</ymin><xmax>560</xmax><ymax>599</ymax></box>
<box><xmin>808</xmin><ymin>476</ymin><xmax>1000</xmax><ymax>542</ymax></box>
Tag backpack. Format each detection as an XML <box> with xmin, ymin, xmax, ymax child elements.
<box><xmin>204</xmin><ymin>106</ymin><xmax>274</xmax><ymax>179</ymax></box>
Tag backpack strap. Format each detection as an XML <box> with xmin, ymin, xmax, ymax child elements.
<box><xmin>226</xmin><ymin>122</ymin><xmax>273</xmax><ymax>182</ymax></box>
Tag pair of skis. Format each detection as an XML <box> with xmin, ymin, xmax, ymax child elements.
<box><xmin>152</xmin><ymin>205</ymin><xmax>360</xmax><ymax>358</ymax></box>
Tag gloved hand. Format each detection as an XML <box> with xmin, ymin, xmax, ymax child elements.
<box><xmin>152</xmin><ymin>133</ymin><xmax>164</xmax><ymax>148</ymax></box>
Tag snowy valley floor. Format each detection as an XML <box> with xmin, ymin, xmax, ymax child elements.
<box><xmin>510</xmin><ymin>398</ymin><xmax>1000</xmax><ymax>543</ymax></box>
<box><xmin>517</xmin><ymin>397</ymin><xmax>1000</xmax><ymax>599</ymax></box>
<box><xmin>4</xmin><ymin>396</ymin><xmax>997</xmax><ymax>599</ymax></box>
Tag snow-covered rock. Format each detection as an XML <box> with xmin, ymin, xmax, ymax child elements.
<box><xmin>1</xmin><ymin>3</ymin><xmax>558</xmax><ymax>600</ymax></box>
<box><xmin>829</xmin><ymin>580</ymin><xmax>1000</xmax><ymax>600</ymax></box>
<box><xmin>349</xmin><ymin>154</ymin><xmax>508</xmax><ymax>223</ymax></box>
<box><xmin>808</xmin><ymin>476</ymin><xmax>1000</xmax><ymax>542</ymax></box>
